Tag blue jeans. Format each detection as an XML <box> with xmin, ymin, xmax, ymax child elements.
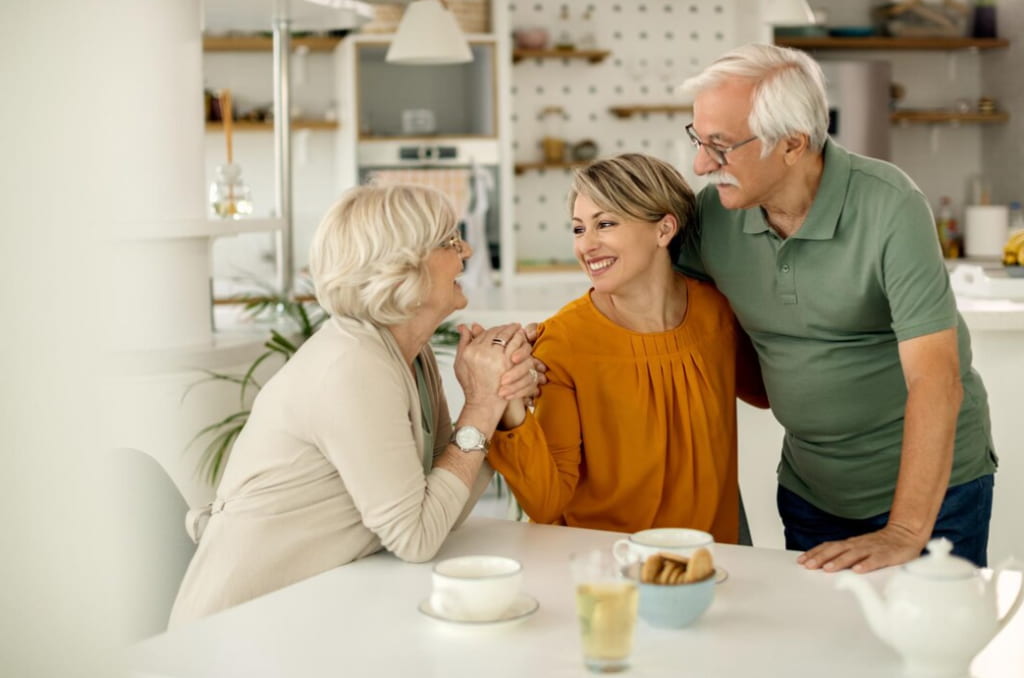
<box><xmin>777</xmin><ymin>474</ymin><xmax>994</xmax><ymax>567</ymax></box>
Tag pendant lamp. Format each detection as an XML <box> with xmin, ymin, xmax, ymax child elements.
<box><xmin>386</xmin><ymin>0</ymin><xmax>473</xmax><ymax>64</ymax></box>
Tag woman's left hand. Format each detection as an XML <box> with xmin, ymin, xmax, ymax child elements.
<box><xmin>464</xmin><ymin>323</ymin><xmax>547</xmax><ymax>400</ymax></box>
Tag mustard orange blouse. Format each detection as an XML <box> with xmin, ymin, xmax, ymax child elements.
<box><xmin>488</xmin><ymin>276</ymin><xmax>766</xmax><ymax>543</ymax></box>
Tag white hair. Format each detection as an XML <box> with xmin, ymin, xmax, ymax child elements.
<box><xmin>680</xmin><ymin>43</ymin><xmax>830</xmax><ymax>154</ymax></box>
<box><xmin>309</xmin><ymin>184</ymin><xmax>457</xmax><ymax>326</ymax></box>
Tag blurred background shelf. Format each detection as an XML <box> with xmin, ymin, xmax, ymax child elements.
<box><xmin>512</xmin><ymin>48</ymin><xmax>610</xmax><ymax>64</ymax></box>
<box><xmin>609</xmin><ymin>104</ymin><xmax>694</xmax><ymax>119</ymax></box>
<box><xmin>202</xmin><ymin>35</ymin><xmax>343</xmax><ymax>52</ymax></box>
<box><xmin>775</xmin><ymin>36</ymin><xmax>1009</xmax><ymax>51</ymax></box>
<box><xmin>890</xmin><ymin>110</ymin><xmax>1009</xmax><ymax>124</ymax></box>
<box><xmin>513</xmin><ymin>161</ymin><xmax>588</xmax><ymax>175</ymax></box>
<box><xmin>205</xmin><ymin>120</ymin><xmax>339</xmax><ymax>131</ymax></box>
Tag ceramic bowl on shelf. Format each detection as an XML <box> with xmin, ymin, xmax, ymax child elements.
<box><xmin>514</xmin><ymin>27</ymin><xmax>549</xmax><ymax>50</ymax></box>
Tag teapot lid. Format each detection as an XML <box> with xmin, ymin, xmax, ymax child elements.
<box><xmin>903</xmin><ymin>538</ymin><xmax>976</xmax><ymax>579</ymax></box>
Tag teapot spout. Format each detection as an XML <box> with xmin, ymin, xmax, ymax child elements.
<box><xmin>836</xmin><ymin>572</ymin><xmax>890</xmax><ymax>642</ymax></box>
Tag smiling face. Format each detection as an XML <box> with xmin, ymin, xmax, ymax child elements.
<box><xmin>419</xmin><ymin>231</ymin><xmax>472</xmax><ymax>321</ymax></box>
<box><xmin>691</xmin><ymin>77</ymin><xmax>790</xmax><ymax>211</ymax></box>
<box><xmin>572</xmin><ymin>193</ymin><xmax>675</xmax><ymax>295</ymax></box>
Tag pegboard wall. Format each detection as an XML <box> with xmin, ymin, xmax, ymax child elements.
<box><xmin>508</xmin><ymin>0</ymin><xmax>739</xmax><ymax>265</ymax></box>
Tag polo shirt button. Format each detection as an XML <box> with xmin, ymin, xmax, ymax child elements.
<box><xmin>781</xmin><ymin>264</ymin><xmax>791</xmax><ymax>273</ymax></box>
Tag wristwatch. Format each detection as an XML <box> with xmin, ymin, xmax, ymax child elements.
<box><xmin>450</xmin><ymin>425</ymin><xmax>489</xmax><ymax>454</ymax></box>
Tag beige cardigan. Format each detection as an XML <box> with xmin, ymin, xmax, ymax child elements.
<box><xmin>169</xmin><ymin>316</ymin><xmax>492</xmax><ymax>626</ymax></box>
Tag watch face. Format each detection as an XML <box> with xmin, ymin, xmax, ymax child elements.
<box><xmin>455</xmin><ymin>426</ymin><xmax>485</xmax><ymax>450</ymax></box>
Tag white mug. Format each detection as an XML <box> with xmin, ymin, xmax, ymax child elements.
<box><xmin>429</xmin><ymin>555</ymin><xmax>522</xmax><ymax>622</ymax></box>
<box><xmin>613</xmin><ymin>528</ymin><xmax>715</xmax><ymax>566</ymax></box>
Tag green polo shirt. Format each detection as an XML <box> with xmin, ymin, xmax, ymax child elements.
<box><xmin>677</xmin><ymin>140</ymin><xmax>996</xmax><ymax>518</ymax></box>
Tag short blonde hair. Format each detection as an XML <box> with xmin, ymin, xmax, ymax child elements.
<box><xmin>309</xmin><ymin>184</ymin><xmax>457</xmax><ymax>325</ymax></box>
<box><xmin>568</xmin><ymin>153</ymin><xmax>696</xmax><ymax>233</ymax></box>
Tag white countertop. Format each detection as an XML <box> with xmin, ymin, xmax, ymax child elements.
<box><xmin>452</xmin><ymin>275</ymin><xmax>1024</xmax><ymax>332</ymax></box>
<box><xmin>124</xmin><ymin>517</ymin><xmax>1023</xmax><ymax>677</ymax></box>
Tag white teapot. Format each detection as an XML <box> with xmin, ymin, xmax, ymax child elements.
<box><xmin>836</xmin><ymin>538</ymin><xmax>1023</xmax><ymax>677</ymax></box>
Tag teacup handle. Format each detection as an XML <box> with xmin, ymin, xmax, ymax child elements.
<box><xmin>612</xmin><ymin>539</ymin><xmax>633</xmax><ymax>565</ymax></box>
<box><xmin>995</xmin><ymin>557</ymin><xmax>1024</xmax><ymax>634</ymax></box>
<box><xmin>430</xmin><ymin>590</ymin><xmax>464</xmax><ymax>619</ymax></box>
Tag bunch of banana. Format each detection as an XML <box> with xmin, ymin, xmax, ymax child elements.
<box><xmin>1003</xmin><ymin>230</ymin><xmax>1024</xmax><ymax>267</ymax></box>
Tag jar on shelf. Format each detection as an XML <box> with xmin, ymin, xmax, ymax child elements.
<box><xmin>210</xmin><ymin>163</ymin><xmax>253</xmax><ymax>219</ymax></box>
<box><xmin>540</xmin><ymin>106</ymin><xmax>567</xmax><ymax>163</ymax></box>
<box><xmin>554</xmin><ymin>4</ymin><xmax>574</xmax><ymax>50</ymax></box>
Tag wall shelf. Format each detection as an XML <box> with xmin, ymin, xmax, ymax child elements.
<box><xmin>890</xmin><ymin>110</ymin><xmax>1009</xmax><ymax>124</ymax></box>
<box><xmin>512</xmin><ymin>48</ymin><xmax>610</xmax><ymax>64</ymax></box>
<box><xmin>775</xmin><ymin>36</ymin><xmax>1009</xmax><ymax>51</ymax></box>
<box><xmin>609</xmin><ymin>105</ymin><xmax>694</xmax><ymax>119</ymax></box>
<box><xmin>514</xmin><ymin>161</ymin><xmax>588</xmax><ymax>175</ymax></box>
<box><xmin>205</xmin><ymin>120</ymin><xmax>338</xmax><ymax>131</ymax></box>
<box><xmin>202</xmin><ymin>35</ymin><xmax>343</xmax><ymax>52</ymax></box>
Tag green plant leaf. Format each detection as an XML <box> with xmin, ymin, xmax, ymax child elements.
<box><xmin>239</xmin><ymin>350</ymin><xmax>277</xmax><ymax>407</ymax></box>
<box><xmin>179</xmin><ymin>369</ymin><xmax>250</xmax><ymax>405</ymax></box>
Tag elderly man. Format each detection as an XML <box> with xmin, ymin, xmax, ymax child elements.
<box><xmin>676</xmin><ymin>43</ymin><xmax>997</xmax><ymax>573</ymax></box>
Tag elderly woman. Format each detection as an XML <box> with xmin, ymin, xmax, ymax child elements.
<box><xmin>489</xmin><ymin>154</ymin><xmax>767</xmax><ymax>541</ymax></box>
<box><xmin>170</xmin><ymin>185</ymin><xmax>539</xmax><ymax>625</ymax></box>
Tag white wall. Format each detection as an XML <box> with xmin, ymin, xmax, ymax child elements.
<box><xmin>508</xmin><ymin>0</ymin><xmax>738</xmax><ymax>265</ymax></box>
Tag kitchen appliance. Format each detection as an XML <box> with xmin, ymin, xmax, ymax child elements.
<box><xmin>358</xmin><ymin>139</ymin><xmax>501</xmax><ymax>275</ymax></box>
<box><xmin>819</xmin><ymin>59</ymin><xmax>892</xmax><ymax>160</ymax></box>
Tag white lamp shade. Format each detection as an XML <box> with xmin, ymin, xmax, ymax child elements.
<box><xmin>386</xmin><ymin>0</ymin><xmax>473</xmax><ymax>64</ymax></box>
<box><xmin>762</xmin><ymin>0</ymin><xmax>816</xmax><ymax>25</ymax></box>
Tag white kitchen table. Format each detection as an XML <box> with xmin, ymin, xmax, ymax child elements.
<box><xmin>125</xmin><ymin>517</ymin><xmax>1023</xmax><ymax>678</ymax></box>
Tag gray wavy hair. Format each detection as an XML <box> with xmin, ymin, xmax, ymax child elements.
<box><xmin>680</xmin><ymin>43</ymin><xmax>830</xmax><ymax>154</ymax></box>
<box><xmin>309</xmin><ymin>184</ymin><xmax>457</xmax><ymax>325</ymax></box>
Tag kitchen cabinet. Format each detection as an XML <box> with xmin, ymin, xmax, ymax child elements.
<box><xmin>202</xmin><ymin>33</ymin><xmax>343</xmax><ymax>296</ymax></box>
<box><xmin>334</xmin><ymin>29</ymin><xmax>516</xmax><ymax>286</ymax></box>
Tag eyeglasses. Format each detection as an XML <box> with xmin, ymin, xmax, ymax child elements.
<box><xmin>441</xmin><ymin>232</ymin><xmax>465</xmax><ymax>255</ymax></box>
<box><xmin>685</xmin><ymin>123</ymin><xmax>758</xmax><ymax>166</ymax></box>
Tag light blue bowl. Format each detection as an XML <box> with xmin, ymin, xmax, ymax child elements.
<box><xmin>637</xmin><ymin>571</ymin><xmax>716</xmax><ymax>629</ymax></box>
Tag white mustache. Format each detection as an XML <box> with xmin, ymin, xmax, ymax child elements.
<box><xmin>705</xmin><ymin>171</ymin><xmax>740</xmax><ymax>187</ymax></box>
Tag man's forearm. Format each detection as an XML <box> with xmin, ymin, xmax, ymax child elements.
<box><xmin>887</xmin><ymin>373</ymin><xmax>962</xmax><ymax>542</ymax></box>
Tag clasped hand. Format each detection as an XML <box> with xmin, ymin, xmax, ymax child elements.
<box><xmin>454</xmin><ymin>323</ymin><xmax>547</xmax><ymax>413</ymax></box>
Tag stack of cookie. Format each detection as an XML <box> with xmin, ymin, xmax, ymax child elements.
<box><xmin>639</xmin><ymin>548</ymin><xmax>714</xmax><ymax>585</ymax></box>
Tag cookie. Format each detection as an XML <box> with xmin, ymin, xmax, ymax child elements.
<box><xmin>641</xmin><ymin>554</ymin><xmax>664</xmax><ymax>584</ymax></box>
<box><xmin>683</xmin><ymin>547</ymin><xmax>714</xmax><ymax>583</ymax></box>
<box><xmin>659</xmin><ymin>551</ymin><xmax>690</xmax><ymax>566</ymax></box>
<box><xmin>657</xmin><ymin>561</ymin><xmax>679</xmax><ymax>585</ymax></box>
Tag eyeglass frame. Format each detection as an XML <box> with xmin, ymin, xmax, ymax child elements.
<box><xmin>685</xmin><ymin>123</ymin><xmax>758</xmax><ymax>166</ymax></box>
<box><xmin>441</xmin><ymin>232</ymin><xmax>466</xmax><ymax>255</ymax></box>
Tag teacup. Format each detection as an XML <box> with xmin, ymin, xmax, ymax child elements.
<box><xmin>613</xmin><ymin>528</ymin><xmax>715</xmax><ymax>566</ymax></box>
<box><xmin>429</xmin><ymin>555</ymin><xmax>522</xmax><ymax>622</ymax></box>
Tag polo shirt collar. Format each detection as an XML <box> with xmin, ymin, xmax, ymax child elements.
<box><xmin>741</xmin><ymin>138</ymin><xmax>850</xmax><ymax>240</ymax></box>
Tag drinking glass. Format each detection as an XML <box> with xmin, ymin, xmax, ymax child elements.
<box><xmin>570</xmin><ymin>549</ymin><xmax>639</xmax><ymax>673</ymax></box>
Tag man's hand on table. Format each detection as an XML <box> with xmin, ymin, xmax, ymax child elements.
<box><xmin>796</xmin><ymin>523</ymin><xmax>926</xmax><ymax>573</ymax></box>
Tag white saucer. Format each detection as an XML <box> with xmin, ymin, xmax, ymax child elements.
<box><xmin>417</xmin><ymin>592</ymin><xmax>540</xmax><ymax>628</ymax></box>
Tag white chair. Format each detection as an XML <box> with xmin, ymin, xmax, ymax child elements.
<box><xmin>102</xmin><ymin>448</ymin><xmax>195</xmax><ymax>642</ymax></box>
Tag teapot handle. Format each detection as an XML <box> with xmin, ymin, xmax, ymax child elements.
<box><xmin>994</xmin><ymin>557</ymin><xmax>1024</xmax><ymax>634</ymax></box>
